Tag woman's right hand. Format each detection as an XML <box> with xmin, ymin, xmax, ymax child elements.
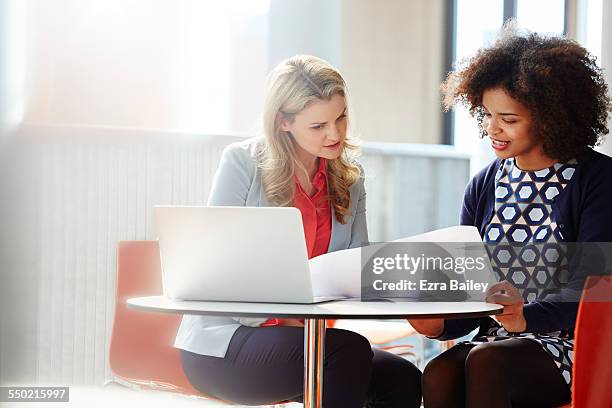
<box><xmin>407</xmin><ymin>318</ymin><xmax>445</xmax><ymax>337</ymax></box>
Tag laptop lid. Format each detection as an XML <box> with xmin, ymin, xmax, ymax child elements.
<box><xmin>154</xmin><ymin>206</ymin><xmax>317</xmax><ymax>303</ymax></box>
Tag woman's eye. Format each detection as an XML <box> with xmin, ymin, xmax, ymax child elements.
<box><xmin>502</xmin><ymin>119</ymin><xmax>516</xmax><ymax>124</ymax></box>
<box><xmin>310</xmin><ymin>125</ymin><xmax>324</xmax><ymax>130</ymax></box>
<box><xmin>336</xmin><ymin>114</ymin><xmax>347</xmax><ymax>121</ymax></box>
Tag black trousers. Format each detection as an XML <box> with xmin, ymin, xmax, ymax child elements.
<box><xmin>181</xmin><ymin>326</ymin><xmax>422</xmax><ymax>407</ymax></box>
<box><xmin>422</xmin><ymin>338</ymin><xmax>571</xmax><ymax>408</ymax></box>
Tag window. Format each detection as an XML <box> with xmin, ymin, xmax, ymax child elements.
<box><xmin>516</xmin><ymin>0</ymin><xmax>565</xmax><ymax>34</ymax></box>
<box><xmin>18</xmin><ymin>0</ymin><xmax>271</xmax><ymax>133</ymax></box>
<box><xmin>581</xmin><ymin>0</ymin><xmax>603</xmax><ymax>62</ymax></box>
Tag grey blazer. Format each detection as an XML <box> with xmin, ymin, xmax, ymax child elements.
<box><xmin>174</xmin><ymin>137</ymin><xmax>368</xmax><ymax>357</ymax></box>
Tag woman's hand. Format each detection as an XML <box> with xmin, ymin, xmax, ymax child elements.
<box><xmin>407</xmin><ymin>318</ymin><xmax>444</xmax><ymax>338</ymax></box>
<box><xmin>485</xmin><ymin>280</ymin><xmax>527</xmax><ymax>333</ymax></box>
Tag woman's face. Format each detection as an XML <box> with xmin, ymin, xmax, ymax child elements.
<box><xmin>279</xmin><ymin>93</ymin><xmax>347</xmax><ymax>162</ymax></box>
<box><xmin>482</xmin><ymin>87</ymin><xmax>553</xmax><ymax>169</ymax></box>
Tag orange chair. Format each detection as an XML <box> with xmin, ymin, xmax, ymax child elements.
<box><xmin>109</xmin><ymin>240</ymin><xmax>210</xmax><ymax>397</ymax></box>
<box><xmin>570</xmin><ymin>275</ymin><xmax>612</xmax><ymax>408</ymax></box>
<box><xmin>110</xmin><ymin>241</ymin><xmax>290</xmax><ymax>406</ymax></box>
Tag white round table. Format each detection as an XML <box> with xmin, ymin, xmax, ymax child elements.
<box><xmin>127</xmin><ymin>297</ymin><xmax>503</xmax><ymax>408</ymax></box>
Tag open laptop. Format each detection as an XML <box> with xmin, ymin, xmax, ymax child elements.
<box><xmin>154</xmin><ymin>206</ymin><xmax>343</xmax><ymax>303</ymax></box>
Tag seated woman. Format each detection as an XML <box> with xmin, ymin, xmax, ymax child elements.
<box><xmin>409</xmin><ymin>27</ymin><xmax>612</xmax><ymax>407</ymax></box>
<box><xmin>175</xmin><ymin>55</ymin><xmax>422</xmax><ymax>407</ymax></box>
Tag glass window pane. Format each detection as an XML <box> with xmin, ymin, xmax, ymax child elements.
<box><xmin>453</xmin><ymin>0</ymin><xmax>504</xmax><ymax>173</ymax></box>
<box><xmin>516</xmin><ymin>0</ymin><xmax>565</xmax><ymax>35</ymax></box>
<box><xmin>585</xmin><ymin>0</ymin><xmax>603</xmax><ymax>63</ymax></box>
<box><xmin>455</xmin><ymin>0</ymin><xmax>504</xmax><ymax>61</ymax></box>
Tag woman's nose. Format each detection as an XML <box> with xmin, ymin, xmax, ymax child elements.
<box><xmin>485</xmin><ymin>118</ymin><xmax>501</xmax><ymax>135</ymax></box>
<box><xmin>327</xmin><ymin>124</ymin><xmax>341</xmax><ymax>141</ymax></box>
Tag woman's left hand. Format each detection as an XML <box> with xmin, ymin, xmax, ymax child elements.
<box><xmin>485</xmin><ymin>280</ymin><xmax>527</xmax><ymax>333</ymax></box>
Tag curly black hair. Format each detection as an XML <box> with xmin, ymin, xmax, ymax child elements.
<box><xmin>442</xmin><ymin>24</ymin><xmax>612</xmax><ymax>162</ymax></box>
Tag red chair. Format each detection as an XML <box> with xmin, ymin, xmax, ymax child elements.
<box><xmin>109</xmin><ymin>240</ymin><xmax>209</xmax><ymax>397</ymax></box>
<box><xmin>109</xmin><ymin>241</ymin><xmax>289</xmax><ymax>406</ymax></box>
<box><xmin>570</xmin><ymin>275</ymin><xmax>612</xmax><ymax>408</ymax></box>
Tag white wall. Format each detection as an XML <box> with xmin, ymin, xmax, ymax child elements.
<box><xmin>340</xmin><ymin>0</ymin><xmax>445</xmax><ymax>144</ymax></box>
<box><xmin>268</xmin><ymin>0</ymin><xmax>342</xmax><ymax>68</ymax></box>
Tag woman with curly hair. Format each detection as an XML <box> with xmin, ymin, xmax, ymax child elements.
<box><xmin>409</xmin><ymin>27</ymin><xmax>612</xmax><ymax>407</ymax></box>
<box><xmin>175</xmin><ymin>55</ymin><xmax>423</xmax><ymax>407</ymax></box>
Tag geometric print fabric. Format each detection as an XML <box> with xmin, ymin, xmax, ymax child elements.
<box><xmin>467</xmin><ymin>158</ymin><xmax>578</xmax><ymax>388</ymax></box>
<box><xmin>485</xmin><ymin>158</ymin><xmax>577</xmax><ymax>302</ymax></box>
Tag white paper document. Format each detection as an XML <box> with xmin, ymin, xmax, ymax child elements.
<box><xmin>309</xmin><ymin>225</ymin><xmax>483</xmax><ymax>298</ymax></box>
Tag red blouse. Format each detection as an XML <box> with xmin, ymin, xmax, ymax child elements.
<box><xmin>261</xmin><ymin>158</ymin><xmax>332</xmax><ymax>327</ymax></box>
<box><xmin>294</xmin><ymin>158</ymin><xmax>332</xmax><ymax>259</ymax></box>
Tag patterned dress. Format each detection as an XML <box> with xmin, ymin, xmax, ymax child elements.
<box><xmin>464</xmin><ymin>158</ymin><xmax>578</xmax><ymax>387</ymax></box>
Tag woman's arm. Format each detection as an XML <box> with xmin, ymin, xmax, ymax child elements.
<box><xmin>410</xmin><ymin>317</ymin><xmax>491</xmax><ymax>340</ymax></box>
<box><xmin>408</xmin><ymin>319</ymin><xmax>444</xmax><ymax>337</ymax></box>
<box><xmin>349</xmin><ymin>170</ymin><xmax>369</xmax><ymax>248</ymax></box>
<box><xmin>522</xmin><ymin>159</ymin><xmax>612</xmax><ymax>333</ymax></box>
<box><xmin>208</xmin><ymin>143</ymin><xmax>270</xmax><ymax>327</ymax></box>
<box><xmin>207</xmin><ymin>143</ymin><xmax>255</xmax><ymax>206</ymax></box>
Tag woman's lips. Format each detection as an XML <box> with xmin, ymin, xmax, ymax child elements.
<box><xmin>490</xmin><ymin>138</ymin><xmax>510</xmax><ymax>151</ymax></box>
<box><xmin>324</xmin><ymin>141</ymin><xmax>341</xmax><ymax>150</ymax></box>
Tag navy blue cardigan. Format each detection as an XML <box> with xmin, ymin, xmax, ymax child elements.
<box><xmin>436</xmin><ymin>149</ymin><xmax>612</xmax><ymax>340</ymax></box>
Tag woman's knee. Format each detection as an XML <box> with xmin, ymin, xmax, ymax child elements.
<box><xmin>423</xmin><ymin>345</ymin><xmax>470</xmax><ymax>392</ymax></box>
<box><xmin>362</xmin><ymin>349</ymin><xmax>421</xmax><ymax>408</ymax></box>
<box><xmin>421</xmin><ymin>346</ymin><xmax>472</xmax><ymax>408</ymax></box>
<box><xmin>393</xmin><ymin>354</ymin><xmax>422</xmax><ymax>383</ymax></box>
<box><xmin>464</xmin><ymin>342</ymin><xmax>508</xmax><ymax>379</ymax></box>
<box><xmin>326</xmin><ymin>328</ymin><xmax>373</xmax><ymax>361</ymax></box>
<box><xmin>373</xmin><ymin>348</ymin><xmax>422</xmax><ymax>383</ymax></box>
<box><xmin>423</xmin><ymin>354</ymin><xmax>455</xmax><ymax>391</ymax></box>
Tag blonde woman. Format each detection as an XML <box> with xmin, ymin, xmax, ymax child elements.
<box><xmin>174</xmin><ymin>55</ymin><xmax>422</xmax><ymax>407</ymax></box>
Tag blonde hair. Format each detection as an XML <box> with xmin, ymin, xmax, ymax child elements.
<box><xmin>257</xmin><ymin>55</ymin><xmax>361</xmax><ymax>224</ymax></box>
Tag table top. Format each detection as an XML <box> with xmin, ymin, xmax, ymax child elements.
<box><xmin>127</xmin><ymin>296</ymin><xmax>503</xmax><ymax>319</ymax></box>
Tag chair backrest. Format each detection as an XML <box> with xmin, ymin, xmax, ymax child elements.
<box><xmin>572</xmin><ymin>275</ymin><xmax>612</xmax><ymax>408</ymax></box>
<box><xmin>109</xmin><ymin>240</ymin><xmax>200</xmax><ymax>395</ymax></box>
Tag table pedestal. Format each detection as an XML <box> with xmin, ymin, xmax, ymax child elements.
<box><xmin>304</xmin><ymin>318</ymin><xmax>326</xmax><ymax>408</ymax></box>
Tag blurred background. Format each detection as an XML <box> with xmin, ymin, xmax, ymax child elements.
<box><xmin>0</xmin><ymin>0</ymin><xmax>611</xmax><ymax>399</ymax></box>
